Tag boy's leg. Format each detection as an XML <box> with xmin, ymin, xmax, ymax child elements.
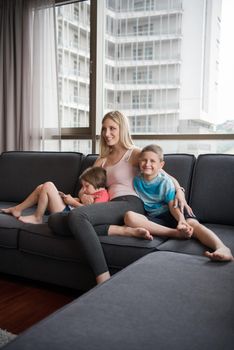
<box><xmin>19</xmin><ymin>182</ymin><xmax>65</xmax><ymax>224</ymax></box>
<box><xmin>1</xmin><ymin>184</ymin><xmax>44</xmax><ymax>218</ymax></box>
<box><xmin>187</xmin><ymin>218</ymin><xmax>234</xmax><ymax>261</ymax></box>
<box><xmin>123</xmin><ymin>211</ymin><xmax>191</xmax><ymax>239</ymax></box>
<box><xmin>109</xmin><ymin>223</ymin><xmax>153</xmax><ymax>240</ymax></box>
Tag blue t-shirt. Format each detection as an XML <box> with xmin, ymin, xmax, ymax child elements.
<box><xmin>133</xmin><ymin>172</ymin><xmax>176</xmax><ymax>218</ymax></box>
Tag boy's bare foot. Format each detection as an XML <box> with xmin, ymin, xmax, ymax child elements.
<box><xmin>18</xmin><ymin>215</ymin><xmax>43</xmax><ymax>224</ymax></box>
<box><xmin>176</xmin><ymin>223</ymin><xmax>193</xmax><ymax>239</ymax></box>
<box><xmin>1</xmin><ymin>207</ymin><xmax>22</xmax><ymax>218</ymax></box>
<box><xmin>204</xmin><ymin>247</ymin><xmax>234</xmax><ymax>262</ymax></box>
<box><xmin>125</xmin><ymin>227</ymin><xmax>153</xmax><ymax>240</ymax></box>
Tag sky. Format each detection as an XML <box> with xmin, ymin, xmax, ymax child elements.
<box><xmin>217</xmin><ymin>0</ymin><xmax>234</xmax><ymax>123</ymax></box>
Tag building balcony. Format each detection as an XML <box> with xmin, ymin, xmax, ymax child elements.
<box><xmin>105</xmin><ymin>57</ymin><xmax>181</xmax><ymax>68</ymax></box>
<box><xmin>61</xmin><ymin>96</ymin><xmax>89</xmax><ymax>111</ymax></box>
<box><xmin>58</xmin><ymin>41</ymin><xmax>90</xmax><ymax>58</ymax></box>
<box><xmin>58</xmin><ymin>67</ymin><xmax>89</xmax><ymax>83</ymax></box>
<box><xmin>105</xmin><ymin>81</ymin><xmax>180</xmax><ymax>91</ymax></box>
<box><xmin>105</xmin><ymin>32</ymin><xmax>182</xmax><ymax>44</ymax></box>
<box><xmin>105</xmin><ymin>102</ymin><xmax>179</xmax><ymax>115</ymax></box>
<box><xmin>106</xmin><ymin>6</ymin><xmax>183</xmax><ymax>18</ymax></box>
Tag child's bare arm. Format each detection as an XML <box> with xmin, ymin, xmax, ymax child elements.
<box><xmin>62</xmin><ymin>194</ymin><xmax>83</xmax><ymax>207</ymax></box>
<box><xmin>168</xmin><ymin>201</ymin><xmax>193</xmax><ymax>234</ymax></box>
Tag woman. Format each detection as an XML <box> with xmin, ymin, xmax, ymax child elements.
<box><xmin>49</xmin><ymin>111</ymin><xmax>191</xmax><ymax>284</ymax></box>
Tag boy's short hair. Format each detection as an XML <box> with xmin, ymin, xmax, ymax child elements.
<box><xmin>79</xmin><ymin>167</ymin><xmax>107</xmax><ymax>189</ymax></box>
<box><xmin>141</xmin><ymin>144</ymin><xmax>164</xmax><ymax>162</ymax></box>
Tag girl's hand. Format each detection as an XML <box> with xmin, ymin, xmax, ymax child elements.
<box><xmin>62</xmin><ymin>194</ymin><xmax>72</xmax><ymax>204</ymax></box>
<box><xmin>79</xmin><ymin>193</ymin><xmax>94</xmax><ymax>205</ymax></box>
<box><xmin>174</xmin><ymin>189</ymin><xmax>195</xmax><ymax>217</ymax></box>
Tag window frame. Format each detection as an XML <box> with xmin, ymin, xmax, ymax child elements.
<box><xmin>55</xmin><ymin>0</ymin><xmax>234</xmax><ymax>154</ymax></box>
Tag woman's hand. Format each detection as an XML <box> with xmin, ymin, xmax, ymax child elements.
<box><xmin>173</xmin><ymin>188</ymin><xmax>195</xmax><ymax>216</ymax></box>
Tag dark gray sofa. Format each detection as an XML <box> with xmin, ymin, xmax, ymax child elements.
<box><xmin>0</xmin><ymin>151</ymin><xmax>196</xmax><ymax>291</ymax></box>
<box><xmin>1</xmin><ymin>151</ymin><xmax>234</xmax><ymax>349</ymax></box>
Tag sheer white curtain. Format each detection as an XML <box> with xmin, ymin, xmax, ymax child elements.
<box><xmin>0</xmin><ymin>0</ymin><xmax>60</xmax><ymax>152</ymax></box>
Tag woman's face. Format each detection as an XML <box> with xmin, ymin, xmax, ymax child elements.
<box><xmin>101</xmin><ymin>118</ymin><xmax>120</xmax><ymax>147</ymax></box>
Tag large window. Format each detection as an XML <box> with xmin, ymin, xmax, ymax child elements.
<box><xmin>56</xmin><ymin>0</ymin><xmax>234</xmax><ymax>155</ymax></box>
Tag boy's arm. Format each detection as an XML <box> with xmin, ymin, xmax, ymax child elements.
<box><xmin>168</xmin><ymin>201</ymin><xmax>193</xmax><ymax>234</ymax></box>
<box><xmin>168</xmin><ymin>201</ymin><xmax>186</xmax><ymax>223</ymax></box>
<box><xmin>161</xmin><ymin>169</ymin><xmax>194</xmax><ymax>216</ymax></box>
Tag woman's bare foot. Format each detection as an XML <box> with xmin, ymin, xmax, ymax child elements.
<box><xmin>204</xmin><ymin>246</ymin><xmax>234</xmax><ymax>262</ymax></box>
<box><xmin>1</xmin><ymin>207</ymin><xmax>22</xmax><ymax>218</ymax></box>
<box><xmin>124</xmin><ymin>227</ymin><xmax>153</xmax><ymax>240</ymax></box>
<box><xmin>18</xmin><ymin>215</ymin><xmax>43</xmax><ymax>224</ymax></box>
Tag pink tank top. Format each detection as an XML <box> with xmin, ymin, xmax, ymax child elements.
<box><xmin>103</xmin><ymin>149</ymin><xmax>138</xmax><ymax>200</ymax></box>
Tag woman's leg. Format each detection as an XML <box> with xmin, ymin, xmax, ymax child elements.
<box><xmin>19</xmin><ymin>182</ymin><xmax>65</xmax><ymax>224</ymax></box>
<box><xmin>187</xmin><ymin>218</ymin><xmax>234</xmax><ymax>261</ymax></box>
<box><xmin>66</xmin><ymin>196</ymin><xmax>145</xmax><ymax>284</ymax></box>
<box><xmin>1</xmin><ymin>184</ymin><xmax>44</xmax><ymax>218</ymax></box>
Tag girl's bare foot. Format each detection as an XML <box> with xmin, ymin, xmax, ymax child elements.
<box><xmin>204</xmin><ymin>247</ymin><xmax>234</xmax><ymax>262</ymax></box>
<box><xmin>125</xmin><ymin>227</ymin><xmax>153</xmax><ymax>240</ymax></box>
<box><xmin>1</xmin><ymin>207</ymin><xmax>22</xmax><ymax>218</ymax></box>
<box><xmin>18</xmin><ymin>215</ymin><xmax>43</xmax><ymax>224</ymax></box>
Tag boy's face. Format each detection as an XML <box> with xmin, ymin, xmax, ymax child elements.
<box><xmin>81</xmin><ymin>180</ymin><xmax>97</xmax><ymax>195</ymax></box>
<box><xmin>139</xmin><ymin>151</ymin><xmax>164</xmax><ymax>181</ymax></box>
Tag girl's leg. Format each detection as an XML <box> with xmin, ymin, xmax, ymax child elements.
<box><xmin>187</xmin><ymin>218</ymin><xmax>234</xmax><ymax>261</ymax></box>
<box><xmin>1</xmin><ymin>184</ymin><xmax>44</xmax><ymax>218</ymax></box>
<box><xmin>65</xmin><ymin>196</ymin><xmax>145</xmax><ymax>284</ymax></box>
<box><xmin>19</xmin><ymin>182</ymin><xmax>65</xmax><ymax>224</ymax></box>
<box><xmin>121</xmin><ymin>211</ymin><xmax>192</xmax><ymax>239</ymax></box>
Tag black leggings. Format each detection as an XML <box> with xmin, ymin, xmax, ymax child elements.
<box><xmin>48</xmin><ymin>195</ymin><xmax>145</xmax><ymax>277</ymax></box>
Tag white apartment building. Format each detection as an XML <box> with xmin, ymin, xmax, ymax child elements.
<box><xmin>56</xmin><ymin>0</ymin><xmax>222</xmax><ymax>153</ymax></box>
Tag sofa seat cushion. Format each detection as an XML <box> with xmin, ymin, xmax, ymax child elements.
<box><xmin>100</xmin><ymin>235</ymin><xmax>165</xmax><ymax>270</ymax></box>
<box><xmin>0</xmin><ymin>205</ymin><xmax>25</xmax><ymax>248</ymax></box>
<box><xmin>18</xmin><ymin>225</ymin><xmax>87</xmax><ymax>263</ymax></box>
<box><xmin>157</xmin><ymin>223</ymin><xmax>234</xmax><ymax>256</ymax></box>
<box><xmin>4</xmin><ymin>251</ymin><xmax>234</xmax><ymax>350</ymax></box>
<box><xmin>18</xmin><ymin>224</ymin><xmax>164</xmax><ymax>270</ymax></box>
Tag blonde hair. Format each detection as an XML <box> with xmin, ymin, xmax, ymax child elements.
<box><xmin>141</xmin><ymin>144</ymin><xmax>164</xmax><ymax>162</ymax></box>
<box><xmin>99</xmin><ymin>111</ymin><xmax>134</xmax><ymax>157</ymax></box>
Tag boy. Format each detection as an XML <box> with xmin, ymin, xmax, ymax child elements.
<box><xmin>1</xmin><ymin>167</ymin><xmax>109</xmax><ymax>224</ymax></box>
<box><xmin>124</xmin><ymin>144</ymin><xmax>233</xmax><ymax>262</ymax></box>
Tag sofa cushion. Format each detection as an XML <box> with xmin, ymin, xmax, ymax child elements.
<box><xmin>4</xmin><ymin>251</ymin><xmax>234</xmax><ymax>350</ymax></box>
<box><xmin>0</xmin><ymin>151</ymin><xmax>84</xmax><ymax>202</ymax></box>
<box><xmin>189</xmin><ymin>154</ymin><xmax>234</xmax><ymax>225</ymax></box>
<box><xmin>157</xmin><ymin>223</ymin><xmax>234</xmax><ymax>256</ymax></box>
<box><xmin>163</xmin><ymin>154</ymin><xmax>195</xmax><ymax>200</ymax></box>
<box><xmin>75</xmin><ymin>154</ymin><xmax>98</xmax><ymax>193</ymax></box>
<box><xmin>18</xmin><ymin>224</ymin><xmax>164</xmax><ymax>271</ymax></box>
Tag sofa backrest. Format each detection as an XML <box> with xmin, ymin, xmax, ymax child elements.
<box><xmin>189</xmin><ymin>154</ymin><xmax>234</xmax><ymax>225</ymax></box>
<box><xmin>75</xmin><ymin>154</ymin><xmax>98</xmax><ymax>193</ymax></box>
<box><xmin>76</xmin><ymin>153</ymin><xmax>195</xmax><ymax>199</ymax></box>
<box><xmin>163</xmin><ymin>154</ymin><xmax>196</xmax><ymax>201</ymax></box>
<box><xmin>0</xmin><ymin>151</ymin><xmax>84</xmax><ymax>202</ymax></box>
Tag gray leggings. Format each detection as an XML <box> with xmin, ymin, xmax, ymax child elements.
<box><xmin>48</xmin><ymin>195</ymin><xmax>145</xmax><ymax>277</ymax></box>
